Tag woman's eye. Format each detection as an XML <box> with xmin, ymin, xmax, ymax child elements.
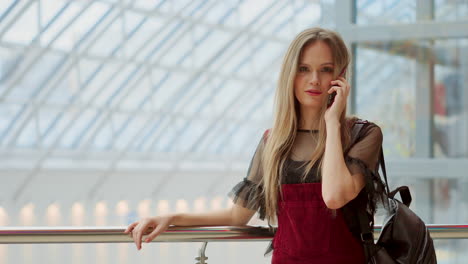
<box><xmin>322</xmin><ymin>67</ymin><xmax>334</xmax><ymax>73</ymax></box>
<box><xmin>298</xmin><ymin>66</ymin><xmax>308</xmax><ymax>73</ymax></box>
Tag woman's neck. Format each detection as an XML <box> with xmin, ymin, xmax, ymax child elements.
<box><xmin>298</xmin><ymin>107</ymin><xmax>320</xmax><ymax>130</ymax></box>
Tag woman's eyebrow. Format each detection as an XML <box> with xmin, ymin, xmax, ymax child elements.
<box><xmin>298</xmin><ymin>62</ymin><xmax>334</xmax><ymax>66</ymax></box>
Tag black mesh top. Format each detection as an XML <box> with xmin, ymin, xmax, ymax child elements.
<box><xmin>228</xmin><ymin>117</ymin><xmax>387</xmax><ymax>249</ymax></box>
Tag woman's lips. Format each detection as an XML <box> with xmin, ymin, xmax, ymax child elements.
<box><xmin>305</xmin><ymin>90</ymin><xmax>322</xmax><ymax>96</ymax></box>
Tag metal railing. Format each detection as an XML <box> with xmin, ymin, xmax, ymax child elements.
<box><xmin>1</xmin><ymin>225</ymin><xmax>467</xmax><ymax>263</ymax></box>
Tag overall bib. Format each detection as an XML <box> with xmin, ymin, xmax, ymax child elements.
<box><xmin>272</xmin><ymin>183</ymin><xmax>365</xmax><ymax>264</ymax></box>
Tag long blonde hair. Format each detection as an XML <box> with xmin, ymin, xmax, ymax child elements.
<box><xmin>261</xmin><ymin>27</ymin><xmax>356</xmax><ymax>224</ymax></box>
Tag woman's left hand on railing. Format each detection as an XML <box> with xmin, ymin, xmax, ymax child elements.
<box><xmin>124</xmin><ymin>215</ymin><xmax>174</xmax><ymax>250</ymax></box>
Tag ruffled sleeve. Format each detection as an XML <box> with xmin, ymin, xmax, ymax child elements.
<box><xmin>228</xmin><ymin>131</ymin><xmax>267</xmax><ymax>220</ymax></box>
<box><xmin>344</xmin><ymin>122</ymin><xmax>387</xmax><ymax>224</ymax></box>
<box><xmin>345</xmin><ymin>123</ymin><xmax>383</xmax><ymax>175</ymax></box>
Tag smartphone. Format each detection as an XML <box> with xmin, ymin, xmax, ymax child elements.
<box><xmin>327</xmin><ymin>92</ymin><xmax>337</xmax><ymax>108</ymax></box>
<box><xmin>327</xmin><ymin>67</ymin><xmax>347</xmax><ymax>108</ymax></box>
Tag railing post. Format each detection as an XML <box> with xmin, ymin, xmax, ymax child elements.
<box><xmin>195</xmin><ymin>241</ymin><xmax>208</xmax><ymax>264</ymax></box>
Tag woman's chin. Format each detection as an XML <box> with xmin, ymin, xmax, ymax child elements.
<box><xmin>298</xmin><ymin>101</ymin><xmax>324</xmax><ymax>109</ymax></box>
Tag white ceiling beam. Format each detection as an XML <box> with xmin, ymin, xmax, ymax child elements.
<box><xmin>341</xmin><ymin>21</ymin><xmax>468</xmax><ymax>43</ymax></box>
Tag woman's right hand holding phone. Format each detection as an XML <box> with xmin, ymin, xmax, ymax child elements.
<box><xmin>124</xmin><ymin>215</ymin><xmax>174</xmax><ymax>250</ymax></box>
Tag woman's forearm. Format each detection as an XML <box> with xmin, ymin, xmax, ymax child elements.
<box><xmin>322</xmin><ymin>119</ymin><xmax>356</xmax><ymax>209</ymax></box>
<box><xmin>170</xmin><ymin>209</ymin><xmax>234</xmax><ymax>226</ymax></box>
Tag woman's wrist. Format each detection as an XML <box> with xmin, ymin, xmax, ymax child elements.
<box><xmin>325</xmin><ymin>118</ymin><xmax>340</xmax><ymax>129</ymax></box>
<box><xmin>167</xmin><ymin>213</ymin><xmax>180</xmax><ymax>225</ymax></box>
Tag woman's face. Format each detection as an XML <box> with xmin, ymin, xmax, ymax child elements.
<box><xmin>294</xmin><ymin>41</ymin><xmax>335</xmax><ymax>110</ymax></box>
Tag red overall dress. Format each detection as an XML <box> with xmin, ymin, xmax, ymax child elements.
<box><xmin>272</xmin><ymin>183</ymin><xmax>365</xmax><ymax>264</ymax></box>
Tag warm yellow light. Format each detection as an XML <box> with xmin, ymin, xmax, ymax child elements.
<box><xmin>194</xmin><ymin>197</ymin><xmax>206</xmax><ymax>213</ymax></box>
<box><xmin>0</xmin><ymin>207</ymin><xmax>8</xmax><ymax>226</ymax></box>
<box><xmin>210</xmin><ymin>196</ymin><xmax>223</xmax><ymax>210</ymax></box>
<box><xmin>20</xmin><ymin>203</ymin><xmax>35</xmax><ymax>226</ymax></box>
<box><xmin>71</xmin><ymin>202</ymin><xmax>85</xmax><ymax>226</ymax></box>
<box><xmin>95</xmin><ymin>201</ymin><xmax>107</xmax><ymax>226</ymax></box>
<box><xmin>116</xmin><ymin>200</ymin><xmax>129</xmax><ymax>216</ymax></box>
<box><xmin>46</xmin><ymin>203</ymin><xmax>61</xmax><ymax>226</ymax></box>
<box><xmin>157</xmin><ymin>200</ymin><xmax>170</xmax><ymax>215</ymax></box>
<box><xmin>137</xmin><ymin>199</ymin><xmax>151</xmax><ymax>217</ymax></box>
<box><xmin>176</xmin><ymin>199</ymin><xmax>189</xmax><ymax>213</ymax></box>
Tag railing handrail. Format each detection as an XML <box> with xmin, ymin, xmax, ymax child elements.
<box><xmin>1</xmin><ymin>224</ymin><xmax>468</xmax><ymax>244</ymax></box>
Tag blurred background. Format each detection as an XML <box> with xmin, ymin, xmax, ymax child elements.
<box><xmin>0</xmin><ymin>0</ymin><xmax>467</xmax><ymax>263</ymax></box>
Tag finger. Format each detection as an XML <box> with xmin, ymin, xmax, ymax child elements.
<box><xmin>132</xmin><ymin>227</ymin><xmax>142</xmax><ymax>250</ymax></box>
<box><xmin>125</xmin><ymin>222</ymin><xmax>138</xmax><ymax>233</ymax></box>
<box><xmin>337</xmin><ymin>77</ymin><xmax>349</xmax><ymax>84</ymax></box>
<box><xmin>328</xmin><ymin>86</ymin><xmax>342</xmax><ymax>94</ymax></box>
<box><xmin>331</xmin><ymin>79</ymin><xmax>345</xmax><ymax>88</ymax></box>
<box><xmin>135</xmin><ymin>227</ymin><xmax>145</xmax><ymax>250</ymax></box>
<box><xmin>337</xmin><ymin>77</ymin><xmax>350</xmax><ymax>93</ymax></box>
<box><xmin>144</xmin><ymin>224</ymin><xmax>165</xmax><ymax>243</ymax></box>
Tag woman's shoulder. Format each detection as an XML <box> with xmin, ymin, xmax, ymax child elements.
<box><xmin>346</xmin><ymin>116</ymin><xmax>383</xmax><ymax>141</ymax></box>
<box><xmin>346</xmin><ymin>116</ymin><xmax>381</xmax><ymax>129</ymax></box>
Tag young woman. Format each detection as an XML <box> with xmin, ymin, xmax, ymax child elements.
<box><xmin>125</xmin><ymin>27</ymin><xmax>387</xmax><ymax>263</ymax></box>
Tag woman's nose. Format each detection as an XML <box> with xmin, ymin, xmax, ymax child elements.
<box><xmin>309</xmin><ymin>71</ymin><xmax>320</xmax><ymax>86</ymax></box>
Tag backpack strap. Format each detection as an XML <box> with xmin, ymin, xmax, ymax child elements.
<box><xmin>351</xmin><ymin>119</ymin><xmax>391</xmax><ymax>260</ymax></box>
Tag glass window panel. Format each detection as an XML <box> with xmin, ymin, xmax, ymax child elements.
<box><xmin>229</xmin><ymin>126</ymin><xmax>257</xmax><ymax>154</ymax></box>
<box><xmin>151</xmin><ymin>117</ymin><xmax>183</xmax><ymax>152</ymax></box>
<box><xmin>156</xmin><ymin>72</ymin><xmax>192</xmax><ymax>112</ymax></box>
<box><xmin>59</xmin><ymin>109</ymin><xmax>96</xmax><ymax>149</ymax></box>
<box><xmin>238</xmin><ymin>0</ymin><xmax>276</xmax><ymax>27</ymax></box>
<box><xmin>123</xmin><ymin>11</ymin><xmax>145</xmax><ymax>35</ymax></box>
<box><xmin>195</xmin><ymin>27</ymin><xmax>233</xmax><ymax>69</ymax></box>
<box><xmin>40</xmin><ymin>0</ymin><xmax>69</xmax><ymax>30</ymax></box>
<box><xmin>435</xmin><ymin>0</ymin><xmax>468</xmax><ymax>22</ymax></box>
<box><xmin>3</xmin><ymin>1</ymin><xmax>38</xmax><ymax>44</ymax></box>
<box><xmin>64</xmin><ymin>2</ymin><xmax>110</xmax><ymax>52</ymax></box>
<box><xmin>175</xmin><ymin>74</ymin><xmax>210</xmax><ymax>115</ymax></box>
<box><xmin>88</xmin><ymin>15</ymin><xmax>123</xmax><ymax>57</ymax></box>
<box><xmin>77</xmin><ymin>58</ymin><xmax>101</xmax><ymax>87</ymax></box>
<box><xmin>201</xmin><ymin>1</ymin><xmax>237</xmax><ymax>26</ymax></box>
<box><xmin>355</xmin><ymin>42</ymin><xmax>417</xmax><ymax>158</ymax></box>
<box><xmin>40</xmin><ymin>3</ymin><xmax>82</xmax><ymax>49</ymax></box>
<box><xmin>0</xmin><ymin>0</ymin><xmax>16</xmax><ymax>19</ymax></box>
<box><xmin>120</xmin><ymin>75</ymin><xmax>151</xmax><ymax>111</ymax></box>
<box><xmin>16</xmin><ymin>117</ymin><xmax>36</xmax><ymax>148</ymax></box>
<box><xmin>150</xmin><ymin>69</ymin><xmax>171</xmax><ymax>110</ymax></box>
<box><xmin>175</xmin><ymin>0</ymin><xmax>194</xmax><ymax>17</ymax></box>
<box><xmin>159</xmin><ymin>26</ymin><xmax>194</xmax><ymax>68</ymax></box>
<box><xmin>212</xmin><ymin>79</ymin><xmax>244</xmax><ymax>113</ymax></box>
<box><xmin>9</xmin><ymin>52</ymin><xmax>65</xmax><ymax>102</ymax></box>
<box><xmin>177</xmin><ymin>119</ymin><xmax>207</xmax><ymax>153</ymax></box>
<box><xmin>124</xmin><ymin>17</ymin><xmax>163</xmax><ymax>57</ymax></box>
<box><xmin>259</xmin><ymin>2</ymin><xmax>295</xmax><ymax>37</ymax></box>
<box><xmin>80</xmin><ymin>65</ymin><xmax>115</xmax><ymax>104</ymax></box>
<box><xmin>356</xmin><ymin>0</ymin><xmax>416</xmax><ymax>25</ymax></box>
<box><xmin>38</xmin><ymin>108</ymin><xmax>61</xmax><ymax>140</ymax></box>
<box><xmin>134</xmin><ymin>20</ymin><xmax>179</xmax><ymax>62</ymax></box>
<box><xmin>46</xmin><ymin>76</ymin><xmax>74</xmax><ymax>105</ymax></box>
<box><xmin>433</xmin><ymin>39</ymin><xmax>468</xmax><ymax>158</ymax></box>
<box><xmin>42</xmin><ymin>110</ymin><xmax>73</xmax><ymax>148</ymax></box>
<box><xmin>229</xmin><ymin>48</ymin><xmax>255</xmax><ymax>78</ymax></box>
<box><xmin>133</xmin><ymin>0</ymin><xmax>162</xmax><ymax>10</ymax></box>
<box><xmin>0</xmin><ymin>46</ymin><xmax>22</xmax><ymax>95</ymax></box>
<box><xmin>113</xmin><ymin>115</ymin><xmax>148</xmax><ymax>151</ymax></box>
<box><xmin>0</xmin><ymin>104</ymin><xmax>21</xmax><ymax>140</ymax></box>
<box><xmin>92</xmin><ymin>120</ymin><xmax>112</xmax><ymax>150</ymax></box>
<box><xmin>94</xmin><ymin>64</ymin><xmax>137</xmax><ymax>108</ymax></box>
<box><xmin>250</xmin><ymin>40</ymin><xmax>283</xmax><ymax>76</ymax></box>
<box><xmin>111</xmin><ymin>112</ymin><xmax>128</xmax><ymax>147</ymax></box>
